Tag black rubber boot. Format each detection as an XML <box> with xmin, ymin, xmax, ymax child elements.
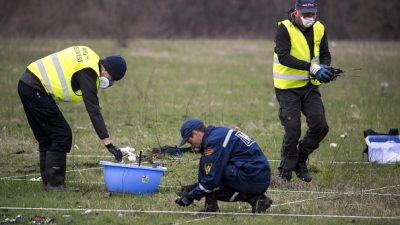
<box><xmin>295</xmin><ymin>163</ymin><xmax>312</xmax><ymax>182</ymax></box>
<box><xmin>198</xmin><ymin>192</ymin><xmax>220</xmax><ymax>212</ymax></box>
<box><xmin>39</xmin><ymin>151</ymin><xmax>48</xmax><ymax>187</ymax></box>
<box><xmin>278</xmin><ymin>168</ymin><xmax>292</xmax><ymax>182</ymax></box>
<box><xmin>44</xmin><ymin>151</ymin><xmax>66</xmax><ymax>190</ymax></box>
<box><xmin>239</xmin><ymin>194</ymin><xmax>273</xmax><ymax>213</ymax></box>
<box><xmin>44</xmin><ymin>151</ymin><xmax>79</xmax><ymax>192</ymax></box>
<box><xmin>295</xmin><ymin>153</ymin><xmax>312</xmax><ymax>182</ymax></box>
<box><xmin>270</xmin><ymin>169</ymin><xmax>291</xmax><ymax>188</ymax></box>
<box><xmin>250</xmin><ymin>194</ymin><xmax>273</xmax><ymax>213</ymax></box>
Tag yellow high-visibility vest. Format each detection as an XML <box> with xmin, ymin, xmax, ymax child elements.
<box><xmin>27</xmin><ymin>46</ymin><xmax>100</xmax><ymax>102</ymax></box>
<box><xmin>273</xmin><ymin>20</ymin><xmax>325</xmax><ymax>89</ymax></box>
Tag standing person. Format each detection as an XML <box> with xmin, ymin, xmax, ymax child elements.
<box><xmin>272</xmin><ymin>0</ymin><xmax>333</xmax><ymax>183</ymax></box>
<box><xmin>17</xmin><ymin>46</ymin><xmax>127</xmax><ymax>191</ymax></box>
<box><xmin>175</xmin><ymin>118</ymin><xmax>272</xmax><ymax>213</ymax></box>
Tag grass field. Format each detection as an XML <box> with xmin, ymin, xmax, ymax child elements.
<box><xmin>0</xmin><ymin>38</ymin><xmax>399</xmax><ymax>224</ymax></box>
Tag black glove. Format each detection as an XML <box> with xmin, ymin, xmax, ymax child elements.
<box><xmin>106</xmin><ymin>143</ymin><xmax>122</xmax><ymax>162</ymax></box>
<box><xmin>175</xmin><ymin>192</ymin><xmax>193</xmax><ymax>207</ymax></box>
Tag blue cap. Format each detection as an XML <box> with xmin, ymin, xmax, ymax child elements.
<box><xmin>295</xmin><ymin>0</ymin><xmax>317</xmax><ymax>13</ymax></box>
<box><xmin>179</xmin><ymin>118</ymin><xmax>204</xmax><ymax>147</ymax></box>
<box><xmin>100</xmin><ymin>54</ymin><xmax>127</xmax><ymax>81</ymax></box>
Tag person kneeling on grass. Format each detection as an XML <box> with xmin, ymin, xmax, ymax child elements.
<box><xmin>174</xmin><ymin>118</ymin><xmax>272</xmax><ymax>213</ymax></box>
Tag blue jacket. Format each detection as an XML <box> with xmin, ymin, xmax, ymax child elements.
<box><xmin>189</xmin><ymin>126</ymin><xmax>270</xmax><ymax>200</ymax></box>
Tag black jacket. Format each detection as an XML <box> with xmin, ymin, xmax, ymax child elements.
<box><xmin>20</xmin><ymin>67</ymin><xmax>109</xmax><ymax>139</ymax></box>
<box><xmin>274</xmin><ymin>9</ymin><xmax>331</xmax><ymax>71</ymax></box>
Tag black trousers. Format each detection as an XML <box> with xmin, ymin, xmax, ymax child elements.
<box><xmin>17</xmin><ymin>80</ymin><xmax>72</xmax><ymax>153</ymax></box>
<box><xmin>275</xmin><ymin>83</ymin><xmax>329</xmax><ymax>172</ymax></box>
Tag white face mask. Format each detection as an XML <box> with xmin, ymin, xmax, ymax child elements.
<box><xmin>99</xmin><ymin>77</ymin><xmax>114</xmax><ymax>89</ymax></box>
<box><xmin>301</xmin><ymin>16</ymin><xmax>315</xmax><ymax>28</ymax></box>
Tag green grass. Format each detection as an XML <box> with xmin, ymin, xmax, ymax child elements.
<box><xmin>0</xmin><ymin>38</ymin><xmax>399</xmax><ymax>224</ymax></box>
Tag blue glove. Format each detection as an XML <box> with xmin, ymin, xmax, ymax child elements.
<box><xmin>315</xmin><ymin>65</ymin><xmax>333</xmax><ymax>83</ymax></box>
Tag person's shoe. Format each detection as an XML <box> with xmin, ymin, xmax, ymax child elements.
<box><xmin>249</xmin><ymin>194</ymin><xmax>273</xmax><ymax>214</ymax></box>
<box><xmin>280</xmin><ymin>169</ymin><xmax>292</xmax><ymax>181</ymax></box>
<box><xmin>198</xmin><ymin>193</ymin><xmax>220</xmax><ymax>212</ymax></box>
<box><xmin>270</xmin><ymin>175</ymin><xmax>291</xmax><ymax>188</ymax></box>
<box><xmin>295</xmin><ymin>163</ymin><xmax>312</xmax><ymax>182</ymax></box>
<box><xmin>271</xmin><ymin>169</ymin><xmax>292</xmax><ymax>188</ymax></box>
<box><xmin>197</xmin><ymin>205</ymin><xmax>220</xmax><ymax>213</ymax></box>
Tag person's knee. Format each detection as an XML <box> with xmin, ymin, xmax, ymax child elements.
<box><xmin>321</xmin><ymin>123</ymin><xmax>329</xmax><ymax>138</ymax></box>
<box><xmin>309</xmin><ymin>115</ymin><xmax>329</xmax><ymax>137</ymax></box>
<box><xmin>316</xmin><ymin>120</ymin><xmax>329</xmax><ymax>138</ymax></box>
<box><xmin>54</xmin><ymin>127</ymin><xmax>72</xmax><ymax>152</ymax></box>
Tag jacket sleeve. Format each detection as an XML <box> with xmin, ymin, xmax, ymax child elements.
<box><xmin>274</xmin><ymin>24</ymin><xmax>311</xmax><ymax>71</ymax></box>
<box><xmin>319</xmin><ymin>31</ymin><xmax>331</xmax><ymax>66</ymax></box>
<box><xmin>189</xmin><ymin>138</ymin><xmax>233</xmax><ymax>200</ymax></box>
<box><xmin>74</xmin><ymin>69</ymin><xmax>109</xmax><ymax>139</ymax></box>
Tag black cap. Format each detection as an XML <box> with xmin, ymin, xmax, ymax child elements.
<box><xmin>100</xmin><ymin>54</ymin><xmax>127</xmax><ymax>81</ymax></box>
<box><xmin>295</xmin><ymin>0</ymin><xmax>317</xmax><ymax>13</ymax></box>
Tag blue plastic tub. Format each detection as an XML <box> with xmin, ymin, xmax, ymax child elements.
<box><xmin>99</xmin><ymin>161</ymin><xmax>167</xmax><ymax>194</ymax></box>
<box><xmin>365</xmin><ymin>135</ymin><xmax>400</xmax><ymax>163</ymax></box>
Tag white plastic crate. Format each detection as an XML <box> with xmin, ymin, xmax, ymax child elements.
<box><xmin>366</xmin><ymin>135</ymin><xmax>400</xmax><ymax>163</ymax></box>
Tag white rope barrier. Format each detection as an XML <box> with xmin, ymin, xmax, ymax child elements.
<box><xmin>363</xmin><ymin>184</ymin><xmax>400</xmax><ymax>193</ymax></box>
<box><xmin>0</xmin><ymin>167</ymin><xmax>102</xmax><ymax>180</ymax></box>
<box><xmin>0</xmin><ymin>206</ymin><xmax>398</xmax><ymax>220</ymax></box>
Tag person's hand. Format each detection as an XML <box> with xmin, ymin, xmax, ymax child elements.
<box><xmin>106</xmin><ymin>143</ymin><xmax>122</xmax><ymax>162</ymax></box>
<box><xmin>309</xmin><ymin>64</ymin><xmax>321</xmax><ymax>75</ymax></box>
<box><xmin>175</xmin><ymin>192</ymin><xmax>193</xmax><ymax>206</ymax></box>
<box><xmin>315</xmin><ymin>65</ymin><xmax>333</xmax><ymax>83</ymax></box>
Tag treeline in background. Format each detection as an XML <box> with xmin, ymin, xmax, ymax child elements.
<box><xmin>1</xmin><ymin>0</ymin><xmax>399</xmax><ymax>40</ymax></box>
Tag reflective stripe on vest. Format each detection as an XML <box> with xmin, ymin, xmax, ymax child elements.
<box><xmin>272</xmin><ymin>20</ymin><xmax>325</xmax><ymax>89</ymax></box>
<box><xmin>273</xmin><ymin>56</ymin><xmax>320</xmax><ymax>80</ymax></box>
<box><xmin>27</xmin><ymin>46</ymin><xmax>100</xmax><ymax>102</ymax></box>
<box><xmin>50</xmin><ymin>53</ymin><xmax>71</xmax><ymax>101</ymax></box>
<box><xmin>273</xmin><ymin>72</ymin><xmax>309</xmax><ymax>80</ymax></box>
<box><xmin>36</xmin><ymin>59</ymin><xmax>53</xmax><ymax>94</ymax></box>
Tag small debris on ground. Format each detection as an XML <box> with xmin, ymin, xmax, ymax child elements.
<box><xmin>29</xmin><ymin>216</ymin><xmax>53</xmax><ymax>225</ymax></box>
<box><xmin>81</xmin><ymin>209</ymin><xmax>92</xmax><ymax>215</ymax></box>
<box><xmin>1</xmin><ymin>214</ymin><xmax>22</xmax><ymax>224</ymax></box>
